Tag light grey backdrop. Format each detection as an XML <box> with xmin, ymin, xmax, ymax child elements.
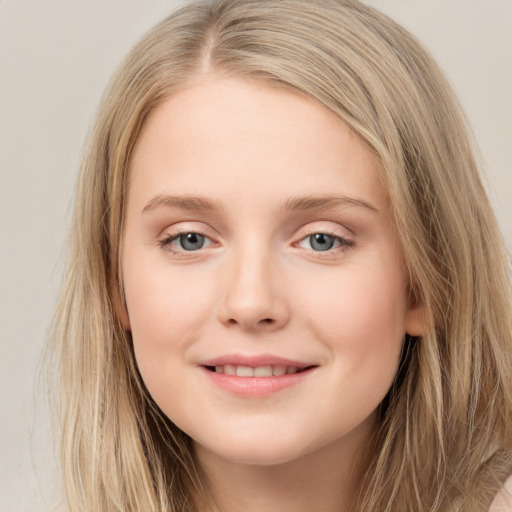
<box><xmin>1</xmin><ymin>1</ymin><xmax>510</xmax><ymax>511</ymax></box>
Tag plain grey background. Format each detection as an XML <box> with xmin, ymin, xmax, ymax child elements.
<box><xmin>1</xmin><ymin>1</ymin><xmax>511</xmax><ymax>511</ymax></box>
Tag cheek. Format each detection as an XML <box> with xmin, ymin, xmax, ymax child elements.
<box><xmin>304</xmin><ymin>264</ymin><xmax>407</xmax><ymax>336</ymax></box>
<box><xmin>300</xmin><ymin>264</ymin><xmax>407</xmax><ymax>390</ymax></box>
<box><xmin>125</xmin><ymin>258</ymin><xmax>210</xmax><ymax>331</ymax></box>
<box><xmin>123</xmin><ymin>261</ymin><xmax>213</xmax><ymax>389</ymax></box>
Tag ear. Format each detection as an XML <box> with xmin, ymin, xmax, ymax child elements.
<box><xmin>113</xmin><ymin>285</ymin><xmax>131</xmax><ymax>331</ymax></box>
<box><xmin>404</xmin><ymin>287</ymin><xmax>428</xmax><ymax>336</ymax></box>
<box><xmin>404</xmin><ymin>304</ymin><xmax>425</xmax><ymax>337</ymax></box>
<box><xmin>404</xmin><ymin>284</ymin><xmax>429</xmax><ymax>336</ymax></box>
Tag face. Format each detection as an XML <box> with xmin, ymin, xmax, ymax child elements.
<box><xmin>121</xmin><ymin>76</ymin><xmax>422</xmax><ymax>466</ymax></box>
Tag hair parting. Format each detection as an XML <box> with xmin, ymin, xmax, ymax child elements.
<box><xmin>47</xmin><ymin>1</ymin><xmax>512</xmax><ymax>510</ymax></box>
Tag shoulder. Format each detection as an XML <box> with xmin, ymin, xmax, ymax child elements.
<box><xmin>489</xmin><ymin>475</ymin><xmax>512</xmax><ymax>512</ymax></box>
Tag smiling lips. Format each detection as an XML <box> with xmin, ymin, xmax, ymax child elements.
<box><xmin>199</xmin><ymin>355</ymin><xmax>318</xmax><ymax>395</ymax></box>
<box><xmin>206</xmin><ymin>364</ymin><xmax>308</xmax><ymax>377</ymax></box>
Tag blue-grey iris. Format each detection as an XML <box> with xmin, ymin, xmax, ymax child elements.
<box><xmin>180</xmin><ymin>233</ymin><xmax>205</xmax><ymax>251</ymax></box>
<box><xmin>310</xmin><ymin>233</ymin><xmax>335</xmax><ymax>251</ymax></box>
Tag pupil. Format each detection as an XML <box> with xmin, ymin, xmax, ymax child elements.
<box><xmin>180</xmin><ymin>233</ymin><xmax>204</xmax><ymax>251</ymax></box>
<box><xmin>310</xmin><ymin>233</ymin><xmax>334</xmax><ymax>251</ymax></box>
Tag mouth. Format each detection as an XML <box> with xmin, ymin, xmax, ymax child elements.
<box><xmin>199</xmin><ymin>355</ymin><xmax>318</xmax><ymax>396</ymax></box>
<box><xmin>203</xmin><ymin>364</ymin><xmax>316</xmax><ymax>377</ymax></box>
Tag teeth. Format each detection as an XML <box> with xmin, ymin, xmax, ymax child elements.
<box><xmin>224</xmin><ymin>364</ymin><xmax>236</xmax><ymax>375</ymax></box>
<box><xmin>236</xmin><ymin>366</ymin><xmax>254</xmax><ymax>377</ymax></box>
<box><xmin>211</xmin><ymin>364</ymin><xmax>306</xmax><ymax>377</ymax></box>
<box><xmin>273</xmin><ymin>365</ymin><xmax>287</xmax><ymax>376</ymax></box>
<box><xmin>254</xmin><ymin>366</ymin><xmax>272</xmax><ymax>377</ymax></box>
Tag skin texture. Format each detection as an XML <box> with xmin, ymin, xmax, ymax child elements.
<box><xmin>490</xmin><ymin>477</ymin><xmax>512</xmax><ymax>511</ymax></box>
<box><xmin>121</xmin><ymin>75</ymin><xmax>424</xmax><ymax>511</ymax></box>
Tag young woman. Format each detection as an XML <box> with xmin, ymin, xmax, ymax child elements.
<box><xmin>48</xmin><ymin>0</ymin><xmax>512</xmax><ymax>510</ymax></box>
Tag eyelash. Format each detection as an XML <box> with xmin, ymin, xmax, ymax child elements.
<box><xmin>158</xmin><ymin>231</ymin><xmax>214</xmax><ymax>256</ymax></box>
<box><xmin>296</xmin><ymin>231</ymin><xmax>354</xmax><ymax>254</ymax></box>
<box><xmin>158</xmin><ymin>229</ymin><xmax>354</xmax><ymax>258</ymax></box>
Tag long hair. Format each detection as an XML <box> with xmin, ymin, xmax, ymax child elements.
<box><xmin>47</xmin><ymin>1</ymin><xmax>512</xmax><ymax>510</ymax></box>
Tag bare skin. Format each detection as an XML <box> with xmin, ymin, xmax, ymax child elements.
<box><xmin>194</xmin><ymin>414</ymin><xmax>375</xmax><ymax>512</ymax></box>
<box><xmin>490</xmin><ymin>477</ymin><xmax>512</xmax><ymax>512</ymax></box>
<box><xmin>121</xmin><ymin>75</ymin><xmax>424</xmax><ymax>512</ymax></box>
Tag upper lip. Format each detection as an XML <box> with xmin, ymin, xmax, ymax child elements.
<box><xmin>199</xmin><ymin>354</ymin><xmax>317</xmax><ymax>368</ymax></box>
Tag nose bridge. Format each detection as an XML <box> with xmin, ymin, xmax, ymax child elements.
<box><xmin>218</xmin><ymin>238</ymin><xmax>289</xmax><ymax>330</ymax></box>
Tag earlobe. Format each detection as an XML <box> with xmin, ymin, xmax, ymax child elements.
<box><xmin>113</xmin><ymin>286</ymin><xmax>131</xmax><ymax>331</ymax></box>
<box><xmin>118</xmin><ymin>303</ymin><xmax>132</xmax><ymax>331</ymax></box>
<box><xmin>404</xmin><ymin>304</ymin><xmax>427</xmax><ymax>337</ymax></box>
<box><xmin>403</xmin><ymin>285</ymin><xmax>429</xmax><ymax>336</ymax></box>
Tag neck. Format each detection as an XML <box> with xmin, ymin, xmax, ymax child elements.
<box><xmin>193</xmin><ymin>416</ymin><xmax>376</xmax><ymax>512</ymax></box>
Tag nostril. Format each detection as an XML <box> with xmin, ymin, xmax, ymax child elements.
<box><xmin>222</xmin><ymin>313</ymin><xmax>287</xmax><ymax>330</ymax></box>
<box><xmin>226</xmin><ymin>318</ymin><xmax>274</xmax><ymax>325</ymax></box>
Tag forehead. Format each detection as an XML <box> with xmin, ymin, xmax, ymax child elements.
<box><xmin>129</xmin><ymin>75</ymin><xmax>388</xmax><ymax>214</ymax></box>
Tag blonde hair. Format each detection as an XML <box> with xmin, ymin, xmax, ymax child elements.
<box><xmin>48</xmin><ymin>0</ymin><xmax>512</xmax><ymax>510</ymax></box>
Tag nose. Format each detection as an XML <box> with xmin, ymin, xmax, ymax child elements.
<box><xmin>217</xmin><ymin>247</ymin><xmax>290</xmax><ymax>332</ymax></box>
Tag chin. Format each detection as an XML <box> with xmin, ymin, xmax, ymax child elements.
<box><xmin>193</xmin><ymin>428</ymin><xmax>322</xmax><ymax>467</ymax></box>
<box><xmin>227</xmin><ymin>447</ymin><xmax>303</xmax><ymax>466</ymax></box>
<box><xmin>209</xmin><ymin>446</ymin><xmax>306</xmax><ymax>467</ymax></box>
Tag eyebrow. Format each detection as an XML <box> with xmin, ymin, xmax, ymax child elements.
<box><xmin>142</xmin><ymin>194</ymin><xmax>224</xmax><ymax>214</ymax></box>
<box><xmin>142</xmin><ymin>194</ymin><xmax>378</xmax><ymax>215</ymax></box>
<box><xmin>282</xmin><ymin>195</ymin><xmax>379</xmax><ymax>214</ymax></box>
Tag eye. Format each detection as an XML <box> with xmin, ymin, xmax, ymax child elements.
<box><xmin>159</xmin><ymin>231</ymin><xmax>213</xmax><ymax>253</ymax></box>
<box><xmin>297</xmin><ymin>232</ymin><xmax>353</xmax><ymax>252</ymax></box>
<box><xmin>177</xmin><ymin>232</ymin><xmax>205</xmax><ymax>251</ymax></box>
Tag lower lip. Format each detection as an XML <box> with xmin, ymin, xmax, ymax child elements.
<box><xmin>200</xmin><ymin>367</ymin><xmax>316</xmax><ymax>397</ymax></box>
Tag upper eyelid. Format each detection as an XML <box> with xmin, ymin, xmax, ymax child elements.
<box><xmin>157</xmin><ymin>219</ymin><xmax>355</xmax><ymax>246</ymax></box>
<box><xmin>294</xmin><ymin>223</ymin><xmax>354</xmax><ymax>241</ymax></box>
<box><xmin>297</xmin><ymin>227</ymin><xmax>349</xmax><ymax>237</ymax></box>
<box><xmin>159</xmin><ymin>223</ymin><xmax>218</xmax><ymax>240</ymax></box>
<box><xmin>295</xmin><ymin>232</ymin><xmax>354</xmax><ymax>249</ymax></box>
<box><xmin>160</xmin><ymin>230</ymin><xmax>216</xmax><ymax>246</ymax></box>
